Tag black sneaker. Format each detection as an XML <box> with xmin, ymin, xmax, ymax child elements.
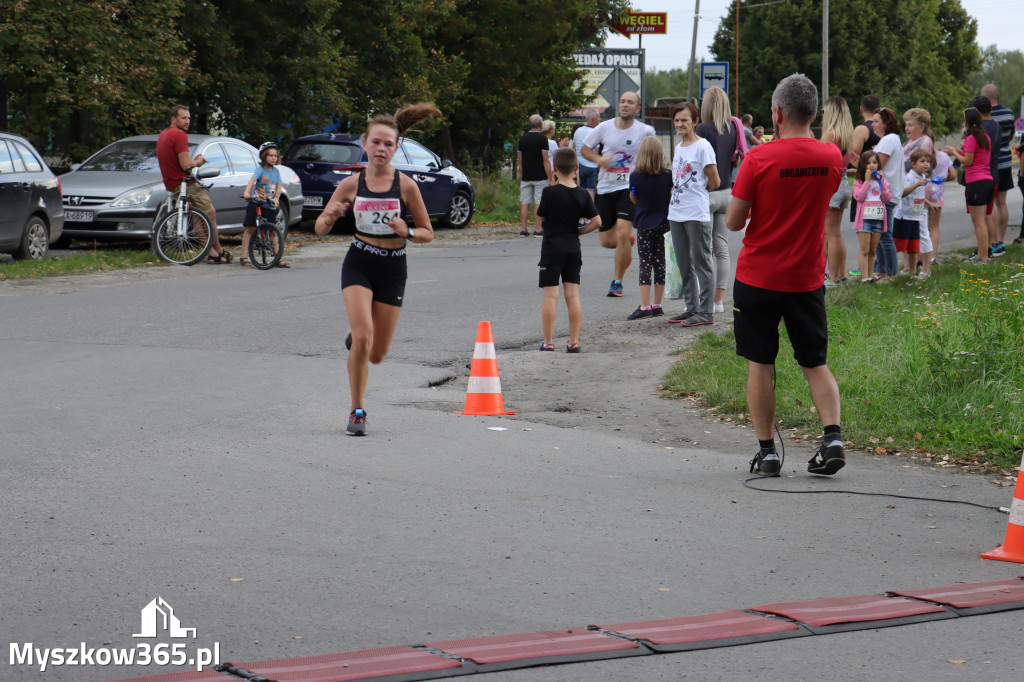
<box><xmin>627</xmin><ymin>306</ymin><xmax>653</xmax><ymax>320</ymax></box>
<box><xmin>345</xmin><ymin>331</ymin><xmax>352</xmax><ymax>351</ymax></box>
<box><xmin>607</xmin><ymin>279</ymin><xmax>623</xmax><ymax>297</ymax></box>
<box><xmin>667</xmin><ymin>311</ymin><xmax>695</xmax><ymax>323</ymax></box>
<box><xmin>346</xmin><ymin>408</ymin><xmax>367</xmax><ymax>436</ymax></box>
<box><xmin>651</xmin><ymin>306</ymin><xmax>665</xmax><ymax>317</ymax></box>
<box><xmin>680</xmin><ymin>312</ymin><xmax>713</xmax><ymax>327</ymax></box>
<box><xmin>749</xmin><ymin>449</ymin><xmax>781</xmax><ymax>477</ymax></box>
<box><xmin>808</xmin><ymin>439</ymin><xmax>845</xmax><ymax>475</ymax></box>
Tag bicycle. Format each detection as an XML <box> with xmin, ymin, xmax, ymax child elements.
<box><xmin>151</xmin><ymin>167</ymin><xmax>219</xmax><ymax>266</ymax></box>
<box><xmin>243</xmin><ymin>196</ymin><xmax>284</xmax><ymax>270</ymax></box>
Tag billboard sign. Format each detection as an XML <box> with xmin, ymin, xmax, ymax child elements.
<box><xmin>571</xmin><ymin>49</ymin><xmax>644</xmax><ymax>120</ymax></box>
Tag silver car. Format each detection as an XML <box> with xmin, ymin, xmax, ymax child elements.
<box><xmin>58</xmin><ymin>135</ymin><xmax>303</xmax><ymax>240</ymax></box>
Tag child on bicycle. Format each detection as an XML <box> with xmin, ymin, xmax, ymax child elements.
<box><xmin>241</xmin><ymin>142</ymin><xmax>289</xmax><ymax>267</ymax></box>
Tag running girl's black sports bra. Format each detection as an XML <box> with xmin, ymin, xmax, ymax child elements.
<box><xmin>353</xmin><ymin>170</ymin><xmax>403</xmax><ymax>239</ymax></box>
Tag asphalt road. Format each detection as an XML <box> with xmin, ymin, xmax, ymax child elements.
<box><xmin>1</xmin><ymin>186</ymin><xmax>1022</xmax><ymax>682</ymax></box>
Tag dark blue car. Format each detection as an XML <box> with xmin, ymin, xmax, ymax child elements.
<box><xmin>282</xmin><ymin>133</ymin><xmax>475</xmax><ymax>229</ymax></box>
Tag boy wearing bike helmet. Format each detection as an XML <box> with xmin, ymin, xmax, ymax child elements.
<box><xmin>241</xmin><ymin>142</ymin><xmax>288</xmax><ymax>267</ymax></box>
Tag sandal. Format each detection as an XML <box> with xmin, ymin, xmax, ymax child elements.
<box><xmin>221</xmin><ymin>250</ymin><xmax>233</xmax><ymax>263</ymax></box>
<box><xmin>566</xmin><ymin>342</ymin><xmax>581</xmax><ymax>354</ymax></box>
<box><xmin>275</xmin><ymin>261</ymin><xmax>291</xmax><ymax>268</ymax></box>
<box><xmin>239</xmin><ymin>257</ymin><xmax>252</xmax><ymax>267</ymax></box>
<box><xmin>539</xmin><ymin>342</ymin><xmax>555</xmax><ymax>351</ymax></box>
<box><xmin>207</xmin><ymin>252</ymin><xmax>229</xmax><ymax>264</ymax></box>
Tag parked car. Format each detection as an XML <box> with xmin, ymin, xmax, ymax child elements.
<box><xmin>58</xmin><ymin>135</ymin><xmax>303</xmax><ymax>242</ymax></box>
<box><xmin>282</xmin><ymin>133</ymin><xmax>475</xmax><ymax>229</ymax></box>
<box><xmin>0</xmin><ymin>132</ymin><xmax>64</xmax><ymax>260</ymax></box>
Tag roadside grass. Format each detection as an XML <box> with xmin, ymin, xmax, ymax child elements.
<box><xmin>663</xmin><ymin>247</ymin><xmax>1024</xmax><ymax>470</ymax></box>
<box><xmin>468</xmin><ymin>170</ymin><xmax>520</xmax><ymax>225</ymax></box>
<box><xmin>0</xmin><ymin>246</ymin><xmax>163</xmax><ymax>280</ymax></box>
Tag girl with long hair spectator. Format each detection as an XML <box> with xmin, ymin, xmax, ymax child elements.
<box><xmin>944</xmin><ymin>107</ymin><xmax>994</xmax><ymax>263</ymax></box>
<box><xmin>871</xmin><ymin>107</ymin><xmax>902</xmax><ymax>280</ymax></box>
<box><xmin>851</xmin><ymin>151</ymin><xmax>891</xmax><ymax>283</ymax></box>
<box><xmin>626</xmin><ymin>136</ymin><xmax>673</xmax><ymax>320</ymax></box>
<box><xmin>821</xmin><ymin>96</ymin><xmax>854</xmax><ymax>285</ymax></box>
<box><xmin>695</xmin><ymin>87</ymin><xmax>736</xmax><ymax>313</ymax></box>
<box><xmin>315</xmin><ymin>103</ymin><xmax>439</xmax><ymax>435</ymax></box>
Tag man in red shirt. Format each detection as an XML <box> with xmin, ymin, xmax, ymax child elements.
<box><xmin>725</xmin><ymin>74</ymin><xmax>845</xmax><ymax>478</ymax></box>
<box><xmin>156</xmin><ymin>105</ymin><xmax>231</xmax><ymax>262</ymax></box>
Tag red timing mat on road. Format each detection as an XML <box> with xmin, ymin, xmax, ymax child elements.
<box><xmin>592</xmin><ymin>609</ymin><xmax>808</xmax><ymax>652</ymax></box>
<box><xmin>423</xmin><ymin>627</ymin><xmax>646</xmax><ymax>672</ymax></box>
<box><xmin>888</xmin><ymin>578</ymin><xmax>1024</xmax><ymax>616</ymax></box>
<box><xmin>750</xmin><ymin>593</ymin><xmax>953</xmax><ymax>634</ymax></box>
<box><xmin>108</xmin><ymin>579</ymin><xmax>1024</xmax><ymax>682</ymax></box>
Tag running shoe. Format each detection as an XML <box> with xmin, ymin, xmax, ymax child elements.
<box><xmin>808</xmin><ymin>439</ymin><xmax>845</xmax><ymax>475</ymax></box>
<box><xmin>848</xmin><ymin>268</ymin><xmax>861</xmax><ymax>277</ymax></box>
<box><xmin>713</xmin><ymin>303</ymin><xmax>725</xmax><ymax>313</ymax></box>
<box><xmin>667</xmin><ymin>311</ymin><xmax>695</xmax><ymax>323</ymax></box>
<box><xmin>346</xmin><ymin>408</ymin><xmax>367</xmax><ymax>436</ymax></box>
<box><xmin>566</xmin><ymin>342</ymin><xmax>581</xmax><ymax>353</ymax></box>
<box><xmin>627</xmin><ymin>306</ymin><xmax>653</xmax><ymax>320</ymax></box>
<box><xmin>749</xmin><ymin>449</ymin><xmax>781</xmax><ymax>477</ymax></box>
<box><xmin>651</xmin><ymin>306</ymin><xmax>665</xmax><ymax>317</ymax></box>
<box><xmin>539</xmin><ymin>342</ymin><xmax>555</xmax><ymax>351</ymax></box>
<box><xmin>991</xmin><ymin>242</ymin><xmax>1005</xmax><ymax>257</ymax></box>
<box><xmin>680</xmin><ymin>312</ymin><xmax>713</xmax><ymax>327</ymax></box>
<box><xmin>607</xmin><ymin>280</ymin><xmax>623</xmax><ymax>297</ymax></box>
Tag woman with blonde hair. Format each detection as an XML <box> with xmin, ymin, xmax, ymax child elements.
<box><xmin>695</xmin><ymin>86</ymin><xmax>736</xmax><ymax>313</ymax></box>
<box><xmin>315</xmin><ymin>103</ymin><xmax>439</xmax><ymax>436</ymax></box>
<box><xmin>821</xmin><ymin>96</ymin><xmax>855</xmax><ymax>285</ymax></box>
<box><xmin>902</xmin><ymin>108</ymin><xmax>934</xmax><ymax>172</ymax></box>
<box><xmin>626</xmin><ymin>136</ymin><xmax>673</xmax><ymax>320</ymax></box>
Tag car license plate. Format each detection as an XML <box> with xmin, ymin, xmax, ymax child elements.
<box><xmin>303</xmin><ymin>196</ymin><xmax>323</xmax><ymax>207</ymax></box>
<box><xmin>65</xmin><ymin>210</ymin><xmax>94</xmax><ymax>222</ymax></box>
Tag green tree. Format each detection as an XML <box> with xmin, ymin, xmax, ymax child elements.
<box><xmin>710</xmin><ymin>0</ymin><xmax>980</xmax><ymax>134</ymax></box>
<box><xmin>432</xmin><ymin>0</ymin><xmax>630</xmax><ymax>168</ymax></box>
<box><xmin>177</xmin><ymin>0</ymin><xmax>348</xmax><ymax>144</ymax></box>
<box><xmin>970</xmin><ymin>47</ymin><xmax>1024</xmax><ymax>118</ymax></box>
<box><xmin>0</xmin><ymin>0</ymin><xmax>192</xmax><ymax>159</ymax></box>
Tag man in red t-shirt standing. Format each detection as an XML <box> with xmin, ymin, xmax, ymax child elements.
<box><xmin>725</xmin><ymin>73</ymin><xmax>845</xmax><ymax>478</ymax></box>
<box><xmin>156</xmin><ymin>104</ymin><xmax>230</xmax><ymax>262</ymax></box>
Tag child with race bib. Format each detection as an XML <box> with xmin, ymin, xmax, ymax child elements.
<box><xmin>851</xmin><ymin>151</ymin><xmax>892</xmax><ymax>283</ymax></box>
<box><xmin>893</xmin><ymin>148</ymin><xmax>935</xmax><ymax>277</ymax></box>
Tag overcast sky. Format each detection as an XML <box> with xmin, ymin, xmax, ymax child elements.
<box><xmin>603</xmin><ymin>0</ymin><xmax>1019</xmax><ymax>73</ymax></box>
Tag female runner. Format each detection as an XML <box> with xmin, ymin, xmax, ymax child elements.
<box><xmin>315</xmin><ymin>104</ymin><xmax>439</xmax><ymax>435</ymax></box>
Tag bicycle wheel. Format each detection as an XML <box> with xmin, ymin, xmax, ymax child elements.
<box><xmin>248</xmin><ymin>223</ymin><xmax>283</xmax><ymax>270</ymax></box>
<box><xmin>153</xmin><ymin>208</ymin><xmax>213</xmax><ymax>266</ymax></box>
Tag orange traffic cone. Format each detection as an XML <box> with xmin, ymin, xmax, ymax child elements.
<box><xmin>981</xmin><ymin>451</ymin><xmax>1024</xmax><ymax>564</ymax></box>
<box><xmin>454</xmin><ymin>321</ymin><xmax>514</xmax><ymax>416</ymax></box>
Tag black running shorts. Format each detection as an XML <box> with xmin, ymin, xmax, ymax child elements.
<box><xmin>733</xmin><ymin>280</ymin><xmax>829</xmax><ymax>368</ymax></box>
<box><xmin>341</xmin><ymin>237</ymin><xmax>408</xmax><ymax>307</ymax></box>
<box><xmin>595</xmin><ymin>188</ymin><xmax>635</xmax><ymax>232</ymax></box>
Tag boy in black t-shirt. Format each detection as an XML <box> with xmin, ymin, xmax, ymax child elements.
<box><xmin>536</xmin><ymin>147</ymin><xmax>601</xmax><ymax>353</ymax></box>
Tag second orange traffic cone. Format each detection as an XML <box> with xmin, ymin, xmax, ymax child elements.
<box><xmin>981</xmin><ymin>451</ymin><xmax>1024</xmax><ymax>564</ymax></box>
<box><xmin>454</xmin><ymin>321</ymin><xmax>514</xmax><ymax>416</ymax></box>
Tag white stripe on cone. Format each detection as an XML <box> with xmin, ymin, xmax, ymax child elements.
<box><xmin>474</xmin><ymin>342</ymin><xmax>497</xmax><ymax>359</ymax></box>
<box><xmin>467</xmin><ymin>376</ymin><xmax>502</xmax><ymax>394</ymax></box>
<box><xmin>1010</xmin><ymin>496</ymin><xmax>1024</xmax><ymax>527</ymax></box>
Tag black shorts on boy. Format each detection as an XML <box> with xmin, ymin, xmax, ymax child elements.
<box><xmin>732</xmin><ymin>280</ymin><xmax>828</xmax><ymax>368</ymax></box>
<box><xmin>538</xmin><ymin>250</ymin><xmax>583</xmax><ymax>287</ymax></box>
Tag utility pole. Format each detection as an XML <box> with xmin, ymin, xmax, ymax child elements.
<box><xmin>822</xmin><ymin>0</ymin><xmax>829</xmax><ymax>101</ymax></box>
<box><xmin>686</xmin><ymin>0</ymin><xmax>701</xmax><ymax>102</ymax></box>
